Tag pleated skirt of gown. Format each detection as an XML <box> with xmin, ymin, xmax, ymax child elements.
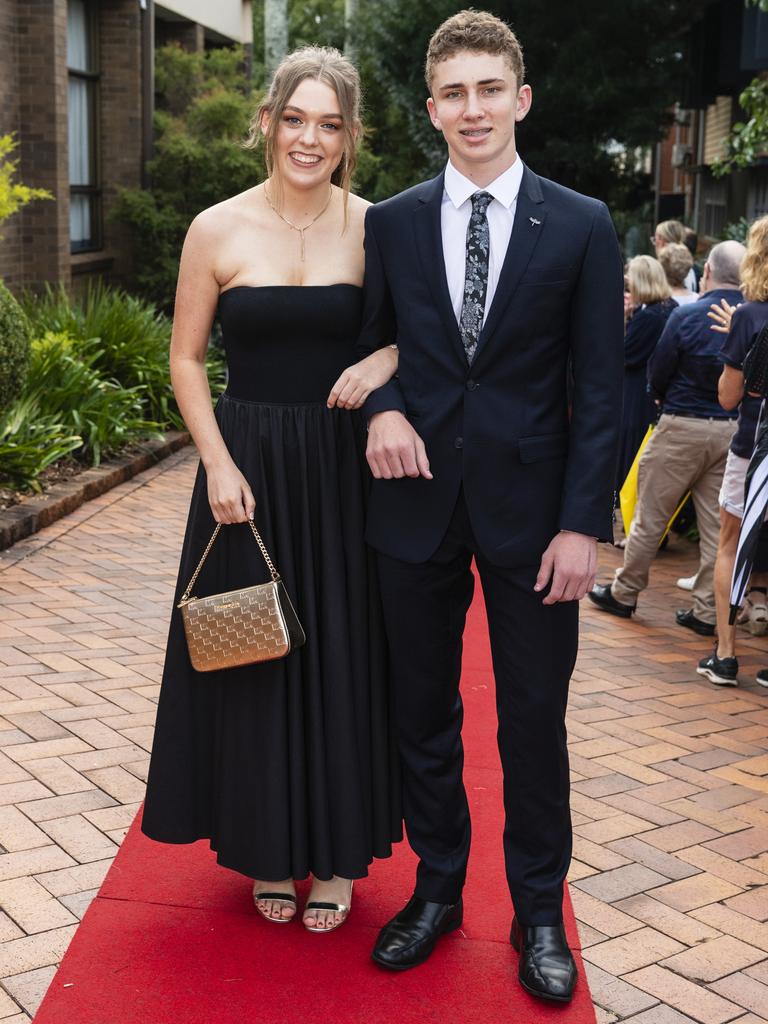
<box><xmin>142</xmin><ymin>395</ymin><xmax>402</xmax><ymax>881</ymax></box>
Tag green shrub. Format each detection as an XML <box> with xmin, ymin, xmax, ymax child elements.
<box><xmin>22</xmin><ymin>284</ymin><xmax>174</xmax><ymax>424</ymax></box>
<box><xmin>723</xmin><ymin>217</ymin><xmax>749</xmax><ymax>244</ymax></box>
<box><xmin>22</xmin><ymin>282</ymin><xmax>224</xmax><ymax>426</ymax></box>
<box><xmin>0</xmin><ymin>280</ymin><xmax>32</xmax><ymax>413</ymax></box>
<box><xmin>112</xmin><ymin>44</ymin><xmax>263</xmax><ymax>310</ymax></box>
<box><xmin>26</xmin><ymin>332</ymin><xmax>162</xmax><ymax>465</ymax></box>
<box><xmin>0</xmin><ymin>396</ymin><xmax>81</xmax><ymax>491</ymax></box>
<box><xmin>6</xmin><ymin>283</ymin><xmax>225</xmax><ymax>491</ymax></box>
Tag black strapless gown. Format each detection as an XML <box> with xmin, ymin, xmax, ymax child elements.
<box><xmin>142</xmin><ymin>286</ymin><xmax>402</xmax><ymax>881</ymax></box>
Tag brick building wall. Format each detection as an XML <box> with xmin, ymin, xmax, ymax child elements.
<box><xmin>18</xmin><ymin>0</ymin><xmax>71</xmax><ymax>289</ymax></box>
<box><xmin>0</xmin><ymin>0</ymin><xmax>71</xmax><ymax>291</ymax></box>
<box><xmin>0</xmin><ymin>0</ymin><xmax>22</xmax><ymax>285</ymax></box>
<box><xmin>84</xmin><ymin>0</ymin><xmax>144</xmax><ymax>287</ymax></box>
<box><xmin>0</xmin><ymin>1</ymin><xmax>247</xmax><ymax>296</ymax></box>
<box><xmin>0</xmin><ymin>0</ymin><xmax>144</xmax><ymax>293</ymax></box>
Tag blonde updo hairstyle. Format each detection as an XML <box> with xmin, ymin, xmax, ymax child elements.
<box><xmin>655</xmin><ymin>220</ymin><xmax>687</xmax><ymax>246</ymax></box>
<box><xmin>628</xmin><ymin>255</ymin><xmax>672</xmax><ymax>305</ymax></box>
<box><xmin>741</xmin><ymin>214</ymin><xmax>768</xmax><ymax>303</ymax></box>
<box><xmin>245</xmin><ymin>46</ymin><xmax>362</xmax><ymax>220</ymax></box>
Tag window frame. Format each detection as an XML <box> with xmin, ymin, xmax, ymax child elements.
<box><xmin>67</xmin><ymin>0</ymin><xmax>102</xmax><ymax>254</ymax></box>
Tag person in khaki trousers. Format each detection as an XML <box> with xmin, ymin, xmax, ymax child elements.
<box><xmin>590</xmin><ymin>241</ymin><xmax>745</xmax><ymax>631</ymax></box>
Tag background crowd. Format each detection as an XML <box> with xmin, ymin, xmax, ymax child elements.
<box><xmin>590</xmin><ymin>213</ymin><xmax>768</xmax><ymax>691</ymax></box>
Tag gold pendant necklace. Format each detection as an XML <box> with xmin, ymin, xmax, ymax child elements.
<box><xmin>264</xmin><ymin>184</ymin><xmax>333</xmax><ymax>262</ymax></box>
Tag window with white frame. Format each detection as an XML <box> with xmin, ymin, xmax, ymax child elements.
<box><xmin>67</xmin><ymin>0</ymin><xmax>99</xmax><ymax>252</ymax></box>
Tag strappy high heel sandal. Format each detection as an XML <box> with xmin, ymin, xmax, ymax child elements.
<box><xmin>252</xmin><ymin>885</ymin><xmax>297</xmax><ymax>924</ymax></box>
<box><xmin>303</xmin><ymin>880</ymin><xmax>353</xmax><ymax>933</ymax></box>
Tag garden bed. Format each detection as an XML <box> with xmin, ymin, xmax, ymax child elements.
<box><xmin>0</xmin><ymin>282</ymin><xmax>221</xmax><ymax>551</ymax></box>
<box><xmin>0</xmin><ymin>430</ymin><xmax>190</xmax><ymax>551</ymax></box>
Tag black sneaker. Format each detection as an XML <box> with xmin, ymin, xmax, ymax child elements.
<box><xmin>697</xmin><ymin>652</ymin><xmax>739</xmax><ymax>687</ymax></box>
<box><xmin>756</xmin><ymin>669</ymin><xmax>768</xmax><ymax>688</ymax></box>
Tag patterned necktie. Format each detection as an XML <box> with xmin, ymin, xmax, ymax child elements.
<box><xmin>459</xmin><ymin>191</ymin><xmax>493</xmax><ymax>364</ymax></box>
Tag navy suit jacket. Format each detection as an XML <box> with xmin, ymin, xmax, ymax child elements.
<box><xmin>360</xmin><ymin>164</ymin><xmax>624</xmax><ymax>567</ymax></box>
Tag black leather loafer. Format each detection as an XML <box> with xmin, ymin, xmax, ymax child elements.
<box><xmin>675</xmin><ymin>608</ymin><xmax>715</xmax><ymax>636</ymax></box>
<box><xmin>510</xmin><ymin>918</ymin><xmax>577</xmax><ymax>1003</ymax></box>
<box><xmin>372</xmin><ymin>896</ymin><xmax>463</xmax><ymax>971</ymax></box>
<box><xmin>588</xmin><ymin>583</ymin><xmax>634</xmax><ymax>618</ymax></box>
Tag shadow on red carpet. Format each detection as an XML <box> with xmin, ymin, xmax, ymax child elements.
<box><xmin>34</xmin><ymin>584</ymin><xmax>595</xmax><ymax>1024</ymax></box>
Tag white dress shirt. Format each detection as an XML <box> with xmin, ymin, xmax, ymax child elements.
<box><xmin>441</xmin><ymin>156</ymin><xmax>524</xmax><ymax>327</ymax></box>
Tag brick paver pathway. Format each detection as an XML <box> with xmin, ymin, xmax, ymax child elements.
<box><xmin>0</xmin><ymin>448</ymin><xmax>766</xmax><ymax>1023</ymax></box>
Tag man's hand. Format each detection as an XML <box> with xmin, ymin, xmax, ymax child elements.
<box><xmin>534</xmin><ymin>531</ymin><xmax>598</xmax><ymax>605</ymax></box>
<box><xmin>366</xmin><ymin>411</ymin><xmax>433</xmax><ymax>480</ymax></box>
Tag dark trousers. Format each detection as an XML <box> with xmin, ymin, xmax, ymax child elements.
<box><xmin>376</xmin><ymin>492</ymin><xmax>578</xmax><ymax>925</ymax></box>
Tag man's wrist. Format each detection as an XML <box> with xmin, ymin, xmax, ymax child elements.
<box><xmin>559</xmin><ymin>529</ymin><xmax>598</xmax><ymax>541</ymax></box>
<box><xmin>367</xmin><ymin>409</ymin><xmax>406</xmax><ymax>431</ymax></box>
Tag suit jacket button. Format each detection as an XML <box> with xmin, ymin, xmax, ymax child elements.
<box><xmin>466</xmin><ymin>380</ymin><xmax>478</xmax><ymax>391</ymax></box>
<box><xmin>454</xmin><ymin>437</ymin><xmax>463</xmax><ymax>449</ymax></box>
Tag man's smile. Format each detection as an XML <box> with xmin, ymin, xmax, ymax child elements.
<box><xmin>459</xmin><ymin>127</ymin><xmax>492</xmax><ymax>138</ymax></box>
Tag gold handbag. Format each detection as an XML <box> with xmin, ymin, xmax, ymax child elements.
<box><xmin>177</xmin><ymin>521</ymin><xmax>306</xmax><ymax>673</ymax></box>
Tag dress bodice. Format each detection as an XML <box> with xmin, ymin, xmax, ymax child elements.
<box><xmin>218</xmin><ymin>285</ymin><xmax>363</xmax><ymax>404</ymax></box>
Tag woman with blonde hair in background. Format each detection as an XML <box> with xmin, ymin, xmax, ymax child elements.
<box><xmin>699</xmin><ymin>215</ymin><xmax>768</xmax><ymax>686</ymax></box>
<box><xmin>653</xmin><ymin>219</ymin><xmax>698</xmax><ymax>293</ymax></box>
<box><xmin>617</xmin><ymin>255</ymin><xmax>677</xmax><ymax>492</ymax></box>
<box><xmin>141</xmin><ymin>46</ymin><xmax>402</xmax><ymax>930</ymax></box>
<box><xmin>659</xmin><ymin>242</ymin><xmax>697</xmax><ymax>306</ymax></box>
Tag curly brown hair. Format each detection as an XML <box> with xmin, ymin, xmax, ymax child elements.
<box><xmin>425</xmin><ymin>9</ymin><xmax>525</xmax><ymax>93</ymax></box>
<box><xmin>742</xmin><ymin>214</ymin><xmax>768</xmax><ymax>303</ymax></box>
<box><xmin>658</xmin><ymin>243</ymin><xmax>693</xmax><ymax>289</ymax></box>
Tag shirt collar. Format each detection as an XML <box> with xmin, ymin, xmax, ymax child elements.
<box><xmin>443</xmin><ymin>156</ymin><xmax>524</xmax><ymax>211</ymax></box>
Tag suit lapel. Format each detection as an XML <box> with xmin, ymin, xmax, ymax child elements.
<box><xmin>412</xmin><ymin>173</ymin><xmax>467</xmax><ymax>365</ymax></box>
<box><xmin>473</xmin><ymin>166</ymin><xmax>546</xmax><ymax>366</ymax></box>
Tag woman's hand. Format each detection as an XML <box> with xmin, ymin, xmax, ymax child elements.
<box><xmin>327</xmin><ymin>346</ymin><xmax>399</xmax><ymax>410</ymax></box>
<box><xmin>206</xmin><ymin>460</ymin><xmax>256</xmax><ymax>524</ymax></box>
<box><xmin>708</xmin><ymin>298</ymin><xmax>739</xmax><ymax>334</ymax></box>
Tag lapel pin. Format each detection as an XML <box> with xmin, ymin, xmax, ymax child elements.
<box><xmin>529</xmin><ymin>217</ymin><xmax>541</xmax><ymax>226</ymax></box>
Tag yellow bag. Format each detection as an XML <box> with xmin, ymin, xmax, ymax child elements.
<box><xmin>619</xmin><ymin>425</ymin><xmax>690</xmax><ymax>542</ymax></box>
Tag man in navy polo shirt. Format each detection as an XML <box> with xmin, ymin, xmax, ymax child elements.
<box><xmin>698</xmin><ymin>228</ymin><xmax>768</xmax><ymax>686</ymax></box>
<box><xmin>590</xmin><ymin>241</ymin><xmax>745</xmax><ymax>630</ymax></box>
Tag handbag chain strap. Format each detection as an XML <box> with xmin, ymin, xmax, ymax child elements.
<box><xmin>179</xmin><ymin>521</ymin><xmax>280</xmax><ymax>605</ymax></box>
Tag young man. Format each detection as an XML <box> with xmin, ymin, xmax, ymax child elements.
<box><xmin>358</xmin><ymin>10</ymin><xmax>623</xmax><ymax>1003</ymax></box>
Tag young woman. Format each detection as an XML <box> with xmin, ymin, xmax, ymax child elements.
<box><xmin>617</xmin><ymin>255</ymin><xmax>677</xmax><ymax>491</ymax></box>
<box><xmin>141</xmin><ymin>47</ymin><xmax>401</xmax><ymax>932</ymax></box>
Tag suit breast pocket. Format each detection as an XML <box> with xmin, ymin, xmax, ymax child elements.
<box><xmin>519</xmin><ymin>263</ymin><xmax>573</xmax><ymax>289</ymax></box>
<box><xmin>518</xmin><ymin>278</ymin><xmax>570</xmax><ymax>289</ymax></box>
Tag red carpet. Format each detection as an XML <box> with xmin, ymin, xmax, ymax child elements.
<box><xmin>35</xmin><ymin>586</ymin><xmax>596</xmax><ymax>1024</ymax></box>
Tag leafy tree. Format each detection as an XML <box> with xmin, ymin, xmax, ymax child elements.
<box><xmin>0</xmin><ymin>134</ymin><xmax>52</xmax><ymax>233</ymax></box>
<box><xmin>265</xmin><ymin>0</ymin><xmax>289</xmax><ymax>77</ymax></box>
<box><xmin>0</xmin><ymin>280</ymin><xmax>32</xmax><ymax>413</ymax></box>
<box><xmin>289</xmin><ymin>0</ymin><xmax>344</xmax><ymax>51</ymax></box>
<box><xmin>355</xmin><ymin>0</ymin><xmax>703</xmax><ymax>207</ymax></box>
<box><xmin>713</xmin><ymin>78</ymin><xmax>768</xmax><ymax>178</ymax></box>
<box><xmin>712</xmin><ymin>1</ymin><xmax>768</xmax><ymax>178</ymax></box>
<box><xmin>113</xmin><ymin>45</ymin><xmax>264</xmax><ymax>309</ymax></box>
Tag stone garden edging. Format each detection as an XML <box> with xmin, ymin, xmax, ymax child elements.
<box><xmin>0</xmin><ymin>431</ymin><xmax>191</xmax><ymax>551</ymax></box>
